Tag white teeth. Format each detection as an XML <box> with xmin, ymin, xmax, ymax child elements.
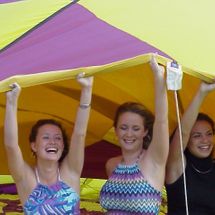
<box><xmin>124</xmin><ymin>139</ymin><xmax>135</xmax><ymax>144</ymax></box>
<box><xmin>46</xmin><ymin>147</ymin><xmax>58</xmax><ymax>153</ymax></box>
<box><xmin>199</xmin><ymin>145</ymin><xmax>210</xmax><ymax>150</ymax></box>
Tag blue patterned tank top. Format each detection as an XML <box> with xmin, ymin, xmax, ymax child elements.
<box><xmin>23</xmin><ymin>168</ymin><xmax>80</xmax><ymax>215</ymax></box>
<box><xmin>100</xmin><ymin>163</ymin><xmax>162</xmax><ymax>214</ymax></box>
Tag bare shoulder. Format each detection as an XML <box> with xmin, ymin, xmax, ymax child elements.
<box><xmin>105</xmin><ymin>155</ymin><xmax>122</xmax><ymax>178</ymax></box>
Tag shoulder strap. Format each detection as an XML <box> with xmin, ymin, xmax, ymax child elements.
<box><xmin>57</xmin><ymin>168</ymin><xmax>62</xmax><ymax>181</ymax></box>
<box><xmin>35</xmin><ymin>167</ymin><xmax>40</xmax><ymax>183</ymax></box>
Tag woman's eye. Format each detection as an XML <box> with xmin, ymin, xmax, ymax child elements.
<box><xmin>192</xmin><ymin>134</ymin><xmax>201</xmax><ymax>139</ymax></box>
<box><xmin>55</xmin><ymin>136</ymin><xmax>62</xmax><ymax>141</ymax></box>
<box><xmin>119</xmin><ymin>125</ymin><xmax>127</xmax><ymax>130</ymax></box>
<box><xmin>133</xmin><ymin>127</ymin><xmax>140</xmax><ymax>131</ymax></box>
<box><xmin>43</xmin><ymin>136</ymin><xmax>49</xmax><ymax>140</ymax></box>
<box><xmin>207</xmin><ymin>132</ymin><xmax>213</xmax><ymax>137</ymax></box>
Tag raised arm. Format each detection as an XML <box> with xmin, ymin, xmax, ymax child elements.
<box><xmin>62</xmin><ymin>73</ymin><xmax>93</xmax><ymax>178</ymax></box>
<box><xmin>146</xmin><ymin>54</ymin><xmax>169</xmax><ymax>167</ymax></box>
<box><xmin>166</xmin><ymin>80</ymin><xmax>215</xmax><ymax>182</ymax></box>
<box><xmin>4</xmin><ymin>83</ymin><xmax>27</xmax><ymax>182</ymax></box>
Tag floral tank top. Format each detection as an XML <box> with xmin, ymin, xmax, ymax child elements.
<box><xmin>23</xmin><ymin>168</ymin><xmax>80</xmax><ymax>215</ymax></box>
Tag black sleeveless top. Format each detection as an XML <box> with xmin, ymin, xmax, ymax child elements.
<box><xmin>166</xmin><ymin>150</ymin><xmax>215</xmax><ymax>215</ymax></box>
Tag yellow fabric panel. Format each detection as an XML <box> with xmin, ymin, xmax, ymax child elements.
<box><xmin>1</xmin><ymin>54</ymin><xmax>215</xmax><ymax>174</ymax></box>
<box><xmin>0</xmin><ymin>54</ymin><xmax>168</xmax><ymax>93</ymax></box>
<box><xmin>79</xmin><ymin>0</ymin><xmax>215</xmax><ymax>78</ymax></box>
<box><xmin>0</xmin><ymin>175</ymin><xmax>14</xmax><ymax>184</ymax></box>
<box><xmin>0</xmin><ymin>0</ymin><xmax>71</xmax><ymax>49</ymax></box>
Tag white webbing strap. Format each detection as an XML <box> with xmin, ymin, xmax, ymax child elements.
<box><xmin>174</xmin><ymin>90</ymin><xmax>189</xmax><ymax>215</ymax></box>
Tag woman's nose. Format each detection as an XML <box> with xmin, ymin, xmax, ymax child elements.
<box><xmin>126</xmin><ymin>128</ymin><xmax>133</xmax><ymax>136</ymax></box>
<box><xmin>49</xmin><ymin>137</ymin><xmax>56</xmax><ymax>144</ymax></box>
<box><xmin>202</xmin><ymin>135</ymin><xmax>209</xmax><ymax>143</ymax></box>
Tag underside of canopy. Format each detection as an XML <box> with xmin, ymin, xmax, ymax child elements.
<box><xmin>0</xmin><ymin>0</ymin><xmax>215</xmax><ymax>176</ymax></box>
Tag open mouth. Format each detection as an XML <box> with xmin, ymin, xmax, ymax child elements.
<box><xmin>45</xmin><ymin>147</ymin><xmax>58</xmax><ymax>154</ymax></box>
<box><xmin>124</xmin><ymin>139</ymin><xmax>135</xmax><ymax>144</ymax></box>
<box><xmin>198</xmin><ymin>145</ymin><xmax>212</xmax><ymax>152</ymax></box>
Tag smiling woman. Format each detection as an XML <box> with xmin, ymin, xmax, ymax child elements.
<box><xmin>3</xmin><ymin>73</ymin><xmax>94</xmax><ymax>214</ymax></box>
<box><xmin>166</xmin><ymin>81</ymin><xmax>215</xmax><ymax>215</ymax></box>
<box><xmin>99</xmin><ymin>55</ymin><xmax>169</xmax><ymax>214</ymax></box>
<box><xmin>29</xmin><ymin>119</ymin><xmax>69</xmax><ymax>162</ymax></box>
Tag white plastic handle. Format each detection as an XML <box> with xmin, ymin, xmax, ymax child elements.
<box><xmin>166</xmin><ymin>61</ymin><xmax>183</xmax><ymax>91</ymax></box>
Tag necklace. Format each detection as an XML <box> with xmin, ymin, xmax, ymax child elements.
<box><xmin>121</xmin><ymin>150</ymin><xmax>144</xmax><ymax>165</ymax></box>
<box><xmin>191</xmin><ymin>163</ymin><xmax>214</xmax><ymax>174</ymax></box>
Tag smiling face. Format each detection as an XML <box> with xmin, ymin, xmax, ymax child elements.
<box><xmin>188</xmin><ymin>120</ymin><xmax>214</xmax><ymax>158</ymax></box>
<box><xmin>115</xmin><ymin>111</ymin><xmax>148</xmax><ymax>152</ymax></box>
<box><xmin>31</xmin><ymin>124</ymin><xmax>64</xmax><ymax>162</ymax></box>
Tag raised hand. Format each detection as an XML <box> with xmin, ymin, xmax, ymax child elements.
<box><xmin>6</xmin><ymin>82</ymin><xmax>21</xmax><ymax>103</ymax></box>
<box><xmin>150</xmin><ymin>53</ymin><xmax>165</xmax><ymax>78</ymax></box>
<box><xmin>200</xmin><ymin>80</ymin><xmax>215</xmax><ymax>94</ymax></box>
<box><xmin>76</xmin><ymin>72</ymin><xmax>94</xmax><ymax>88</ymax></box>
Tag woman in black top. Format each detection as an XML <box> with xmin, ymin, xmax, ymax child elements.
<box><xmin>166</xmin><ymin>81</ymin><xmax>215</xmax><ymax>215</ymax></box>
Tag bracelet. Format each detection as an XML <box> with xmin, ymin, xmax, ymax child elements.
<box><xmin>79</xmin><ymin>103</ymin><xmax>91</xmax><ymax>109</ymax></box>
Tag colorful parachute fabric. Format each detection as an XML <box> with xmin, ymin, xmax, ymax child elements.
<box><xmin>0</xmin><ymin>0</ymin><xmax>215</xmax><ymax>213</ymax></box>
<box><xmin>1</xmin><ymin>0</ymin><xmax>215</xmax><ymax>175</ymax></box>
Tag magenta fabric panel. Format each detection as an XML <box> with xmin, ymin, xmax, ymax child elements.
<box><xmin>0</xmin><ymin>0</ymin><xmax>23</xmax><ymax>3</ymax></box>
<box><xmin>0</xmin><ymin>183</ymin><xmax>17</xmax><ymax>194</ymax></box>
<box><xmin>0</xmin><ymin>3</ymin><xmax>168</xmax><ymax>81</ymax></box>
